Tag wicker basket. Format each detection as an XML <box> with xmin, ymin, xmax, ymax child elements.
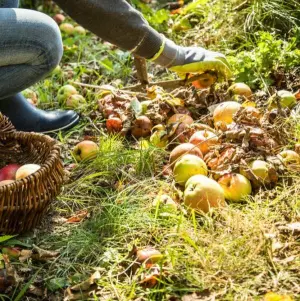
<box><xmin>0</xmin><ymin>114</ymin><xmax>65</xmax><ymax>234</ymax></box>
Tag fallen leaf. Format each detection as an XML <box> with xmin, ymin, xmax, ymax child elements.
<box><xmin>70</xmin><ymin>270</ymin><xmax>100</xmax><ymax>292</ymax></box>
<box><xmin>19</xmin><ymin>250</ymin><xmax>33</xmax><ymax>263</ymax></box>
<box><xmin>31</xmin><ymin>245</ymin><xmax>59</xmax><ymax>262</ymax></box>
<box><xmin>66</xmin><ymin>210</ymin><xmax>89</xmax><ymax>224</ymax></box>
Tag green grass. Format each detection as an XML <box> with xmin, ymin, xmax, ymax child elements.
<box><xmin>2</xmin><ymin>1</ymin><xmax>300</xmax><ymax>300</ymax></box>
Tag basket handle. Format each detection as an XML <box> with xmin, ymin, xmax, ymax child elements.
<box><xmin>0</xmin><ymin>113</ymin><xmax>16</xmax><ymax>136</ymax></box>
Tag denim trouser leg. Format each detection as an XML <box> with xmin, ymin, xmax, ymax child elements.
<box><xmin>0</xmin><ymin>7</ymin><xmax>63</xmax><ymax>99</ymax></box>
<box><xmin>0</xmin><ymin>0</ymin><xmax>19</xmax><ymax>8</ymax></box>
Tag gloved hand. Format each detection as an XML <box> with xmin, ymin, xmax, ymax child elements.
<box><xmin>151</xmin><ymin>38</ymin><xmax>232</xmax><ymax>80</ymax></box>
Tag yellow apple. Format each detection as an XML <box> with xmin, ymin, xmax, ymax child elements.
<box><xmin>189</xmin><ymin>130</ymin><xmax>219</xmax><ymax>155</ymax></box>
<box><xmin>228</xmin><ymin>83</ymin><xmax>252</xmax><ymax>99</ymax></box>
<box><xmin>184</xmin><ymin>175</ymin><xmax>225</xmax><ymax>213</ymax></box>
<box><xmin>74</xmin><ymin>26</ymin><xmax>86</xmax><ymax>35</ymax></box>
<box><xmin>173</xmin><ymin>154</ymin><xmax>208</xmax><ymax>186</ymax></box>
<box><xmin>241</xmin><ymin>160</ymin><xmax>273</xmax><ymax>183</ymax></box>
<box><xmin>278</xmin><ymin>150</ymin><xmax>300</xmax><ymax>169</ymax></box>
<box><xmin>73</xmin><ymin>141</ymin><xmax>99</xmax><ymax>162</ymax></box>
<box><xmin>0</xmin><ymin>180</ymin><xmax>15</xmax><ymax>187</ymax></box>
<box><xmin>59</xmin><ymin>23</ymin><xmax>74</xmax><ymax>35</ymax></box>
<box><xmin>213</xmin><ymin>101</ymin><xmax>242</xmax><ymax>125</ymax></box>
<box><xmin>15</xmin><ymin>164</ymin><xmax>41</xmax><ymax>180</ymax></box>
<box><xmin>218</xmin><ymin>173</ymin><xmax>252</xmax><ymax>202</ymax></box>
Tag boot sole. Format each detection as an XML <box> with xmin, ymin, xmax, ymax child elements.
<box><xmin>39</xmin><ymin>115</ymin><xmax>80</xmax><ymax>134</ymax></box>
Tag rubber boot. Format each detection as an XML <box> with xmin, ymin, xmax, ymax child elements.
<box><xmin>0</xmin><ymin>93</ymin><xmax>79</xmax><ymax>133</ymax></box>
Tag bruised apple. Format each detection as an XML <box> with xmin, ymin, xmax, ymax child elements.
<box><xmin>192</xmin><ymin>73</ymin><xmax>217</xmax><ymax>89</ymax></box>
<box><xmin>228</xmin><ymin>83</ymin><xmax>252</xmax><ymax>99</ymax></box>
<box><xmin>15</xmin><ymin>164</ymin><xmax>41</xmax><ymax>180</ymax></box>
<box><xmin>66</xmin><ymin>94</ymin><xmax>86</xmax><ymax>108</ymax></box>
<box><xmin>184</xmin><ymin>175</ymin><xmax>225</xmax><ymax>213</ymax></box>
<box><xmin>169</xmin><ymin>143</ymin><xmax>203</xmax><ymax>166</ymax></box>
<box><xmin>213</xmin><ymin>101</ymin><xmax>242</xmax><ymax>125</ymax></box>
<box><xmin>173</xmin><ymin>154</ymin><xmax>208</xmax><ymax>186</ymax></box>
<box><xmin>218</xmin><ymin>173</ymin><xmax>252</xmax><ymax>202</ymax></box>
<box><xmin>0</xmin><ymin>164</ymin><xmax>21</xmax><ymax>181</ymax></box>
<box><xmin>73</xmin><ymin>141</ymin><xmax>99</xmax><ymax>162</ymax></box>
<box><xmin>106</xmin><ymin>117</ymin><xmax>123</xmax><ymax>133</ymax></box>
<box><xmin>189</xmin><ymin>130</ymin><xmax>219</xmax><ymax>155</ymax></box>
<box><xmin>131</xmin><ymin>116</ymin><xmax>153</xmax><ymax>138</ymax></box>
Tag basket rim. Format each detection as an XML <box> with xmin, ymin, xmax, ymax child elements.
<box><xmin>0</xmin><ymin>131</ymin><xmax>62</xmax><ymax>193</ymax></box>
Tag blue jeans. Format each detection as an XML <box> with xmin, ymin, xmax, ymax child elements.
<box><xmin>0</xmin><ymin>0</ymin><xmax>63</xmax><ymax>99</ymax></box>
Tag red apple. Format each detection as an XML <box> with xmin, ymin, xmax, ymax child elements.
<box><xmin>173</xmin><ymin>154</ymin><xmax>208</xmax><ymax>186</ymax></box>
<box><xmin>169</xmin><ymin>143</ymin><xmax>203</xmax><ymax>166</ymax></box>
<box><xmin>218</xmin><ymin>173</ymin><xmax>252</xmax><ymax>202</ymax></box>
<box><xmin>73</xmin><ymin>141</ymin><xmax>99</xmax><ymax>162</ymax></box>
<box><xmin>189</xmin><ymin>130</ymin><xmax>219</xmax><ymax>155</ymax></box>
<box><xmin>15</xmin><ymin>164</ymin><xmax>41</xmax><ymax>180</ymax></box>
<box><xmin>53</xmin><ymin>13</ymin><xmax>65</xmax><ymax>25</ymax></box>
<box><xmin>106</xmin><ymin>117</ymin><xmax>123</xmax><ymax>133</ymax></box>
<box><xmin>213</xmin><ymin>101</ymin><xmax>242</xmax><ymax>125</ymax></box>
<box><xmin>0</xmin><ymin>164</ymin><xmax>21</xmax><ymax>181</ymax></box>
<box><xmin>184</xmin><ymin>175</ymin><xmax>225</xmax><ymax>213</ymax></box>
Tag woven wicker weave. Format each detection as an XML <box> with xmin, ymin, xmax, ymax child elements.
<box><xmin>0</xmin><ymin>114</ymin><xmax>64</xmax><ymax>234</ymax></box>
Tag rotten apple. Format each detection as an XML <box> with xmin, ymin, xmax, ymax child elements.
<box><xmin>131</xmin><ymin>116</ymin><xmax>153</xmax><ymax>138</ymax></box>
<box><xmin>106</xmin><ymin>117</ymin><xmax>123</xmax><ymax>133</ymax></box>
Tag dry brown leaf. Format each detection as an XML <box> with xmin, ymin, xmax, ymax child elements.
<box><xmin>31</xmin><ymin>245</ymin><xmax>59</xmax><ymax>262</ymax></box>
<box><xmin>66</xmin><ymin>210</ymin><xmax>89</xmax><ymax>224</ymax></box>
<box><xmin>70</xmin><ymin>270</ymin><xmax>101</xmax><ymax>292</ymax></box>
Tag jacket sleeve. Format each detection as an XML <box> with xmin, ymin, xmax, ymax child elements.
<box><xmin>53</xmin><ymin>0</ymin><xmax>163</xmax><ymax>59</ymax></box>
<box><xmin>0</xmin><ymin>0</ymin><xmax>19</xmax><ymax>8</ymax></box>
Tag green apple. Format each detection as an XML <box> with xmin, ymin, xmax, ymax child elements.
<box><xmin>218</xmin><ymin>173</ymin><xmax>252</xmax><ymax>202</ymax></box>
<box><xmin>268</xmin><ymin>90</ymin><xmax>297</xmax><ymax>109</ymax></box>
<box><xmin>241</xmin><ymin>160</ymin><xmax>271</xmax><ymax>182</ymax></box>
<box><xmin>184</xmin><ymin>175</ymin><xmax>225</xmax><ymax>213</ymax></box>
<box><xmin>278</xmin><ymin>150</ymin><xmax>300</xmax><ymax>169</ymax></box>
<box><xmin>74</xmin><ymin>26</ymin><xmax>86</xmax><ymax>35</ymax></box>
<box><xmin>66</xmin><ymin>94</ymin><xmax>86</xmax><ymax>109</ymax></box>
<box><xmin>57</xmin><ymin>85</ymin><xmax>78</xmax><ymax>104</ymax></box>
<box><xmin>60</xmin><ymin>23</ymin><xmax>75</xmax><ymax>35</ymax></box>
<box><xmin>173</xmin><ymin>154</ymin><xmax>208</xmax><ymax>186</ymax></box>
<box><xmin>73</xmin><ymin>141</ymin><xmax>99</xmax><ymax>162</ymax></box>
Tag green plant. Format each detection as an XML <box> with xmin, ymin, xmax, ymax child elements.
<box><xmin>228</xmin><ymin>31</ymin><xmax>300</xmax><ymax>89</ymax></box>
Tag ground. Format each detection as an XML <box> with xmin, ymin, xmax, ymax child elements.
<box><xmin>1</xmin><ymin>0</ymin><xmax>300</xmax><ymax>300</ymax></box>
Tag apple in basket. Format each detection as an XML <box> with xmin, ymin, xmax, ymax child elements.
<box><xmin>0</xmin><ymin>164</ymin><xmax>21</xmax><ymax>181</ymax></box>
<box><xmin>15</xmin><ymin>164</ymin><xmax>41</xmax><ymax>180</ymax></box>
